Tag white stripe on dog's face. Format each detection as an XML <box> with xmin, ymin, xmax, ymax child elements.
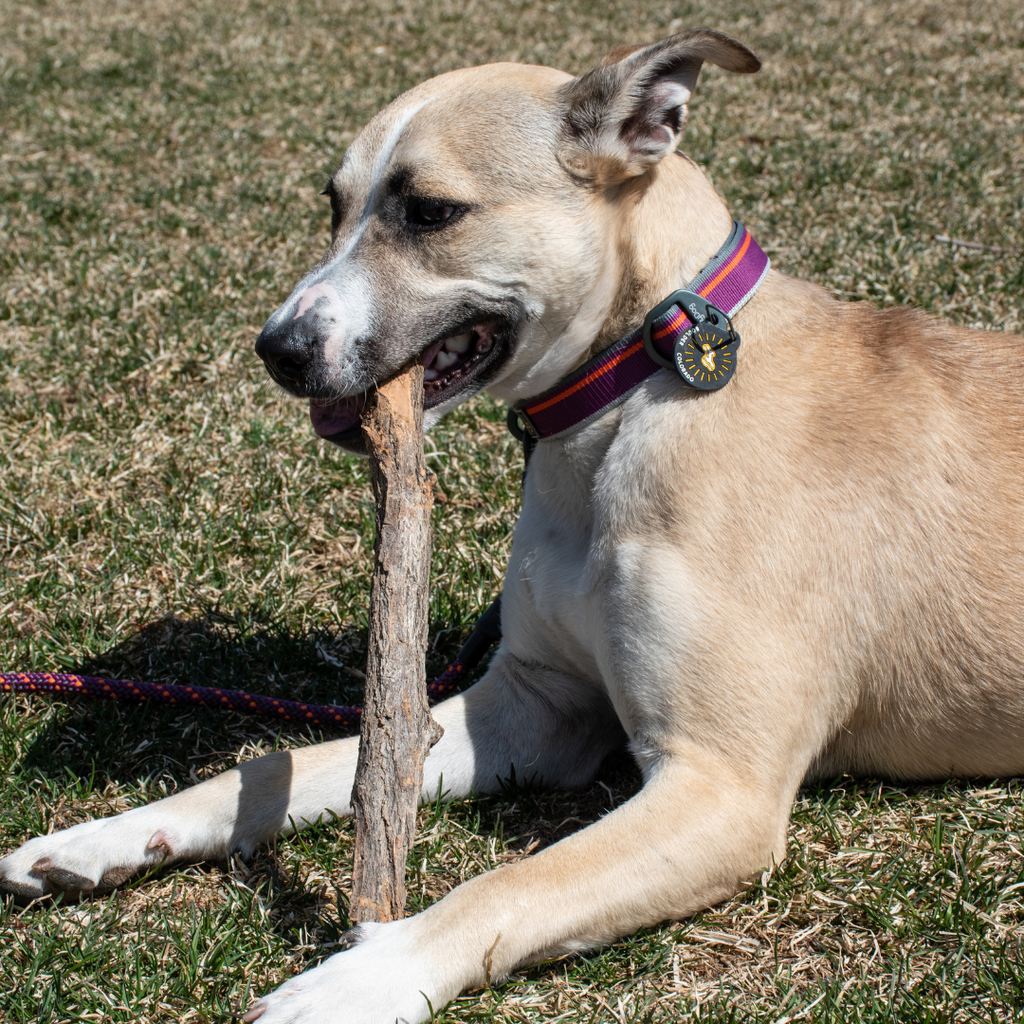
<box><xmin>337</xmin><ymin>98</ymin><xmax>434</xmax><ymax>261</ymax></box>
<box><xmin>264</xmin><ymin>98</ymin><xmax>433</xmax><ymax>335</ymax></box>
<box><xmin>320</xmin><ymin>267</ymin><xmax>374</xmax><ymax>376</ymax></box>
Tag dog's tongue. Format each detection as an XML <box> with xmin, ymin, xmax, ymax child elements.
<box><xmin>309</xmin><ymin>396</ymin><xmax>363</xmax><ymax>437</ymax></box>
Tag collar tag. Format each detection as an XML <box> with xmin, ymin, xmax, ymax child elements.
<box><xmin>675</xmin><ymin>319</ymin><xmax>739</xmax><ymax>390</ymax></box>
<box><xmin>642</xmin><ymin>289</ymin><xmax>740</xmax><ymax>390</ymax></box>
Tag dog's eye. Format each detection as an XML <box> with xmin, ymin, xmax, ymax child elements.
<box><xmin>405</xmin><ymin>197</ymin><xmax>459</xmax><ymax>230</ymax></box>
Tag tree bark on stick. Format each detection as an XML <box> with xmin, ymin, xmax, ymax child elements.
<box><xmin>350</xmin><ymin>363</ymin><xmax>441</xmax><ymax>924</ymax></box>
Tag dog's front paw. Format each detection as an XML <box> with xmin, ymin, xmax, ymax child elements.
<box><xmin>243</xmin><ymin>921</ymin><xmax>442</xmax><ymax>1024</ymax></box>
<box><xmin>0</xmin><ymin>806</ymin><xmax>178</xmax><ymax>902</ymax></box>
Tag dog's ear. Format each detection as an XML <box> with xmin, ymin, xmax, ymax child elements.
<box><xmin>558</xmin><ymin>30</ymin><xmax>760</xmax><ymax>182</ymax></box>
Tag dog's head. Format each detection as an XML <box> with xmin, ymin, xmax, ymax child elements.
<box><xmin>254</xmin><ymin>30</ymin><xmax>759</xmax><ymax>453</ymax></box>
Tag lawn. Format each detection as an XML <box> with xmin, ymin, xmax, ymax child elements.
<box><xmin>1</xmin><ymin>0</ymin><xmax>1023</xmax><ymax>1020</ymax></box>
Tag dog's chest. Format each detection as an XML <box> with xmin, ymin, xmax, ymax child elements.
<box><xmin>499</xmin><ymin>411</ymin><xmax>695</xmax><ymax>711</ymax></box>
<box><xmin>501</xmin><ymin>458</ymin><xmax>606</xmax><ymax>683</ymax></box>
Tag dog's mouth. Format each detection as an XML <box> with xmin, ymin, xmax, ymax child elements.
<box><xmin>309</xmin><ymin>320</ymin><xmax>505</xmax><ymax>442</ymax></box>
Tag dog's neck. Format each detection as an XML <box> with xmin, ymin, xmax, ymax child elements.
<box><xmin>490</xmin><ymin>152</ymin><xmax>737</xmax><ymax>410</ymax></box>
<box><xmin>509</xmin><ymin>156</ymin><xmax>742</xmax><ymax>519</ymax></box>
<box><xmin>588</xmin><ymin>152</ymin><xmax>734</xmax><ymax>357</ymax></box>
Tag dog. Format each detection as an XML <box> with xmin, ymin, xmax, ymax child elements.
<box><xmin>3</xmin><ymin>28</ymin><xmax>1024</xmax><ymax>1024</ymax></box>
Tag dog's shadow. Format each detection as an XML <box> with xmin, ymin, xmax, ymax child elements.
<box><xmin>15</xmin><ymin>612</ymin><xmax>642</xmax><ymax>948</ymax></box>
<box><xmin>20</xmin><ymin>613</ymin><xmax>374</xmax><ymax>785</ymax></box>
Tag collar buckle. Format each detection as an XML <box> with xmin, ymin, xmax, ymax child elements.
<box><xmin>507</xmin><ymin>404</ymin><xmax>540</xmax><ymax>442</ymax></box>
<box><xmin>643</xmin><ymin>289</ymin><xmax>740</xmax><ymax>385</ymax></box>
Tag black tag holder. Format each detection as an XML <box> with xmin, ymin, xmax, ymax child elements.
<box><xmin>642</xmin><ymin>290</ymin><xmax>741</xmax><ymax>392</ymax></box>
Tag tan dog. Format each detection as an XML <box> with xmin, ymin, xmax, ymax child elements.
<box><xmin>3</xmin><ymin>29</ymin><xmax>1023</xmax><ymax>1024</ymax></box>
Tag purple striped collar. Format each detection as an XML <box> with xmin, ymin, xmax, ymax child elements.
<box><xmin>509</xmin><ymin>222</ymin><xmax>769</xmax><ymax>442</ymax></box>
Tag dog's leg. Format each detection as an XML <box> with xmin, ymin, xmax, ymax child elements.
<box><xmin>243</xmin><ymin>743</ymin><xmax>795</xmax><ymax>1024</ymax></box>
<box><xmin>0</xmin><ymin>730</ymin><xmax>362</xmax><ymax>901</ymax></box>
<box><xmin>0</xmin><ymin>653</ymin><xmax>620</xmax><ymax>900</ymax></box>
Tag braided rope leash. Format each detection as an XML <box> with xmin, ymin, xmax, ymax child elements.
<box><xmin>0</xmin><ymin>598</ymin><xmax>502</xmax><ymax>732</ymax></box>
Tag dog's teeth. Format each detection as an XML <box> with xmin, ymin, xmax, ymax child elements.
<box><xmin>476</xmin><ymin>335</ymin><xmax>493</xmax><ymax>353</ymax></box>
<box><xmin>435</xmin><ymin>349</ymin><xmax>458</xmax><ymax>371</ymax></box>
<box><xmin>444</xmin><ymin>333</ymin><xmax>472</xmax><ymax>354</ymax></box>
<box><xmin>424</xmin><ymin>368</ymin><xmax>439</xmax><ymax>381</ymax></box>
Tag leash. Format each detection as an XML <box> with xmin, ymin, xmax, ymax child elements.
<box><xmin>1</xmin><ymin>597</ymin><xmax>502</xmax><ymax>732</ymax></box>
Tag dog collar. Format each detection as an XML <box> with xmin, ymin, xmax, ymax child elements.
<box><xmin>508</xmin><ymin>221</ymin><xmax>769</xmax><ymax>442</ymax></box>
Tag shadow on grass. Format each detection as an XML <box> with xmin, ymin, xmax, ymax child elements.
<box><xmin>15</xmin><ymin>613</ymin><xmax>368</xmax><ymax>785</ymax></box>
<box><xmin>16</xmin><ymin>609</ymin><xmax>492</xmax><ymax>785</ymax></box>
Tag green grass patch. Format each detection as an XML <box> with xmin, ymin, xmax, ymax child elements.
<box><xmin>1</xmin><ymin>0</ymin><xmax>1022</xmax><ymax>1020</ymax></box>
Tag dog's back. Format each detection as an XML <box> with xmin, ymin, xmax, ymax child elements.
<box><xmin>808</xmin><ymin>299</ymin><xmax>1024</xmax><ymax>778</ymax></box>
<box><xmin>722</xmin><ymin>276</ymin><xmax>1024</xmax><ymax>779</ymax></box>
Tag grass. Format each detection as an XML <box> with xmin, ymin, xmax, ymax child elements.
<box><xmin>1</xmin><ymin>0</ymin><xmax>1023</xmax><ymax>1020</ymax></box>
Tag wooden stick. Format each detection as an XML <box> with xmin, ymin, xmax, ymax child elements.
<box><xmin>350</xmin><ymin>363</ymin><xmax>442</xmax><ymax>924</ymax></box>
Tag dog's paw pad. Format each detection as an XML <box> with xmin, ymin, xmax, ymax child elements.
<box><xmin>99</xmin><ymin>864</ymin><xmax>137</xmax><ymax>889</ymax></box>
<box><xmin>146</xmin><ymin>830</ymin><xmax>176</xmax><ymax>857</ymax></box>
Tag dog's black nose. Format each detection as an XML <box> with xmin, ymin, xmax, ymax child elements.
<box><xmin>255</xmin><ymin>320</ymin><xmax>315</xmax><ymax>390</ymax></box>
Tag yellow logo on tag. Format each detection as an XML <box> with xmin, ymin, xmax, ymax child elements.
<box><xmin>700</xmin><ymin>344</ymin><xmax>716</xmax><ymax>372</ymax></box>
